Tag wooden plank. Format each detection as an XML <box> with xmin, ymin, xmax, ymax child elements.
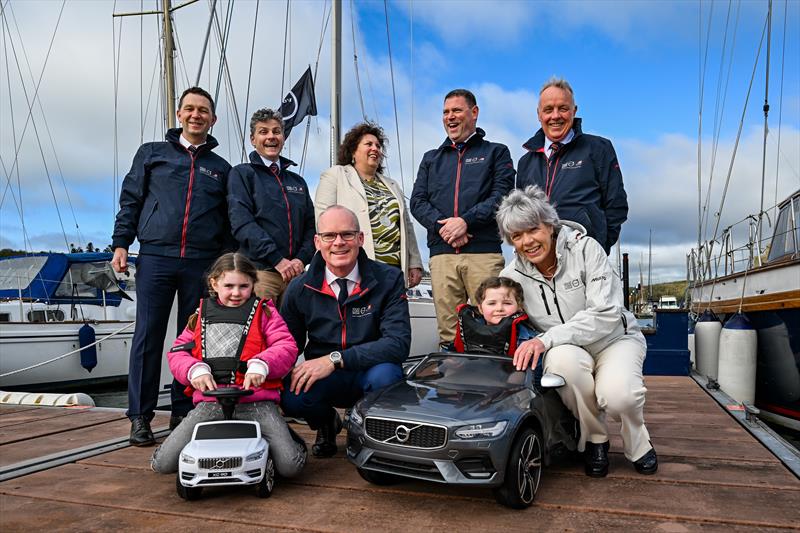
<box><xmin>0</xmin><ymin>409</ymin><xmax>126</xmax><ymax>445</ymax></box>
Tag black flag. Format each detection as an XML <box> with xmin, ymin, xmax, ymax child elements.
<box><xmin>279</xmin><ymin>67</ymin><xmax>317</xmax><ymax>138</ymax></box>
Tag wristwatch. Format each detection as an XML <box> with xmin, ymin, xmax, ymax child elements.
<box><xmin>329</xmin><ymin>351</ymin><xmax>343</xmax><ymax>369</ymax></box>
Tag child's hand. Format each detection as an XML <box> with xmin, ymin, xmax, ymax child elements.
<box><xmin>191</xmin><ymin>374</ymin><xmax>217</xmax><ymax>392</ymax></box>
<box><xmin>243</xmin><ymin>372</ymin><xmax>265</xmax><ymax>390</ymax></box>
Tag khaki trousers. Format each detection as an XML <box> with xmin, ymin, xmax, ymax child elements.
<box><xmin>429</xmin><ymin>253</ymin><xmax>505</xmax><ymax>344</ymax></box>
<box><xmin>544</xmin><ymin>337</ymin><xmax>652</xmax><ymax>462</ymax></box>
<box><xmin>255</xmin><ymin>270</ymin><xmax>288</xmax><ymax>308</ymax></box>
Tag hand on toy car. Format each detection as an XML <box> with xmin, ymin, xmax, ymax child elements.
<box><xmin>513</xmin><ymin>338</ymin><xmax>546</xmax><ymax>371</ymax></box>
<box><xmin>191</xmin><ymin>374</ymin><xmax>217</xmax><ymax>392</ymax></box>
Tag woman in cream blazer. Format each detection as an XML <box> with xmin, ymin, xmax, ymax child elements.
<box><xmin>316</xmin><ymin>122</ymin><xmax>423</xmax><ymax>287</ymax></box>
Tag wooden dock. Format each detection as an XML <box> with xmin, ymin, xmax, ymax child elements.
<box><xmin>1</xmin><ymin>376</ymin><xmax>798</xmax><ymax>532</ymax></box>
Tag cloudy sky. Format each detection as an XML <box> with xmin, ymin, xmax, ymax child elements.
<box><xmin>1</xmin><ymin>0</ymin><xmax>798</xmax><ymax>285</ymax></box>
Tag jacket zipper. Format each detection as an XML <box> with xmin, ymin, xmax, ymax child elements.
<box><xmin>269</xmin><ymin>165</ymin><xmax>294</xmax><ymax>256</ymax></box>
<box><xmin>544</xmin><ymin>153</ymin><xmax>562</xmax><ymax>199</ymax></box>
<box><xmin>180</xmin><ymin>148</ymin><xmax>197</xmax><ymax>258</ymax></box>
<box><xmin>518</xmin><ymin>268</ymin><xmax>566</xmax><ymax>325</ymax></box>
<box><xmin>538</xmin><ymin>285</ymin><xmax>552</xmax><ymax>315</ymax></box>
<box><xmin>304</xmin><ymin>283</ymin><xmax>373</xmax><ymax>352</ymax></box>
<box><xmin>453</xmin><ymin>148</ymin><xmax>464</xmax><ymax>253</ymax></box>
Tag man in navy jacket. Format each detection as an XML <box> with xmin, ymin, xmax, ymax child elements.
<box><xmin>516</xmin><ymin>78</ymin><xmax>628</xmax><ymax>254</ymax></box>
<box><xmin>111</xmin><ymin>87</ymin><xmax>232</xmax><ymax>446</ymax></box>
<box><xmin>410</xmin><ymin>89</ymin><xmax>515</xmax><ymax>345</ymax></box>
<box><xmin>227</xmin><ymin>108</ymin><xmax>316</xmax><ymax>306</ymax></box>
<box><xmin>280</xmin><ymin>205</ymin><xmax>410</xmax><ymax>457</ymax></box>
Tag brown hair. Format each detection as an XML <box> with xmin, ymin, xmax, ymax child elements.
<box><xmin>178</xmin><ymin>86</ymin><xmax>216</xmax><ymax>115</ymax></box>
<box><xmin>474</xmin><ymin>276</ymin><xmax>525</xmax><ymax>307</ymax></box>
<box><xmin>206</xmin><ymin>253</ymin><xmax>258</xmax><ymax>296</ymax></box>
<box><xmin>444</xmin><ymin>88</ymin><xmax>477</xmax><ymax>108</ymax></box>
<box><xmin>337</xmin><ymin>122</ymin><xmax>388</xmax><ymax>174</ymax></box>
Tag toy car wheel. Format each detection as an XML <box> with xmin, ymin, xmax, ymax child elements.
<box><xmin>357</xmin><ymin>467</ymin><xmax>403</xmax><ymax>486</ymax></box>
<box><xmin>176</xmin><ymin>476</ymin><xmax>202</xmax><ymax>501</ymax></box>
<box><xmin>256</xmin><ymin>455</ymin><xmax>275</xmax><ymax>498</ymax></box>
<box><xmin>493</xmin><ymin>427</ymin><xmax>543</xmax><ymax>509</ymax></box>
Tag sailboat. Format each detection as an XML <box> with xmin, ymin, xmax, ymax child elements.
<box><xmin>687</xmin><ymin>0</ymin><xmax>799</xmax><ymax>430</ymax></box>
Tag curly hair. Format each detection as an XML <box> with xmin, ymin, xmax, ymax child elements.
<box><xmin>337</xmin><ymin>122</ymin><xmax>388</xmax><ymax>174</ymax></box>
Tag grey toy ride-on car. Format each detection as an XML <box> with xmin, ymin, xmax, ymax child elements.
<box><xmin>176</xmin><ymin>387</ymin><xmax>274</xmax><ymax>500</ymax></box>
<box><xmin>346</xmin><ymin>352</ymin><xmax>577</xmax><ymax>509</ymax></box>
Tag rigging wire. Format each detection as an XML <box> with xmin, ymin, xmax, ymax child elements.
<box><xmin>757</xmin><ymin>0</ymin><xmax>773</xmax><ymax>249</ymax></box>
<box><xmin>299</xmin><ymin>0</ymin><xmax>331</xmax><ymax>174</ymax></box>
<box><xmin>410</xmin><ymin>0</ymin><xmax>414</xmax><ymax>193</ymax></box>
<box><xmin>171</xmin><ymin>18</ymin><xmax>192</xmax><ymax>89</ymax></box>
<box><xmin>139</xmin><ymin>0</ymin><xmax>143</xmax><ymax>145</ymax></box>
<box><xmin>697</xmin><ymin>0</ymin><xmax>714</xmax><ymax>254</ymax></box>
<box><xmin>280</xmin><ymin>0</ymin><xmax>289</xmax><ymax>103</ymax></box>
<box><xmin>349</xmin><ymin>0</ymin><xmax>366</xmax><ymax>120</ymax></box>
<box><xmin>211</xmin><ymin>0</ymin><xmax>234</xmax><ymax>111</ymax></box>
<box><xmin>209</xmin><ymin>0</ymin><xmax>245</xmax><ymax>159</ymax></box>
<box><xmin>241</xmin><ymin>0</ymin><xmax>260</xmax><ymax>163</ymax></box>
<box><xmin>383</xmin><ymin>0</ymin><xmax>404</xmax><ymax>189</ymax></box>
<box><xmin>1</xmin><ymin>1</ymin><xmax>72</xmax><ymax>251</ymax></box>
<box><xmin>772</xmin><ymin>0</ymin><xmax>789</xmax><ymax>215</ymax></box>
<box><xmin>195</xmin><ymin>0</ymin><xmax>217</xmax><ymax>86</ymax></box>
<box><xmin>112</xmin><ymin>1</ymin><xmax>120</xmax><ymax>230</ymax></box>
<box><xmin>709</xmin><ymin>15</ymin><xmax>769</xmax><ymax>247</ymax></box>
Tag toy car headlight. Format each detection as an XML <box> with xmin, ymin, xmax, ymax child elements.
<box><xmin>349</xmin><ymin>408</ymin><xmax>364</xmax><ymax>426</ymax></box>
<box><xmin>246</xmin><ymin>450</ymin><xmax>265</xmax><ymax>462</ymax></box>
<box><xmin>454</xmin><ymin>421</ymin><xmax>508</xmax><ymax>439</ymax></box>
<box><xmin>180</xmin><ymin>453</ymin><xmax>196</xmax><ymax>464</ymax></box>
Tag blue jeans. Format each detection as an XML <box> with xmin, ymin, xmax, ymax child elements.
<box><xmin>126</xmin><ymin>254</ymin><xmax>214</xmax><ymax>420</ymax></box>
<box><xmin>280</xmin><ymin>362</ymin><xmax>403</xmax><ymax>429</ymax></box>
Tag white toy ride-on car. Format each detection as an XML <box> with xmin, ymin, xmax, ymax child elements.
<box><xmin>176</xmin><ymin>387</ymin><xmax>274</xmax><ymax>500</ymax></box>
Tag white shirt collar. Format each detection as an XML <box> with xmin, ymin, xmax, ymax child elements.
<box><xmin>259</xmin><ymin>154</ymin><xmax>281</xmax><ymax>168</ymax></box>
<box><xmin>325</xmin><ymin>263</ymin><xmax>360</xmax><ymax>296</ymax></box>
<box><xmin>545</xmin><ymin>129</ymin><xmax>575</xmax><ymax>156</ymax></box>
<box><xmin>179</xmin><ymin>134</ymin><xmax>206</xmax><ymax>151</ymax></box>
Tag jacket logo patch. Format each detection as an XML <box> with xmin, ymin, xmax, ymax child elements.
<box><xmin>464</xmin><ymin>156</ymin><xmax>485</xmax><ymax>165</ymax></box>
<box><xmin>199</xmin><ymin>167</ymin><xmax>221</xmax><ymax>181</ymax></box>
<box><xmin>562</xmin><ymin>279</ymin><xmax>583</xmax><ymax>291</ymax></box>
<box><xmin>561</xmin><ymin>160</ymin><xmax>583</xmax><ymax>170</ymax></box>
<box><xmin>352</xmin><ymin>304</ymin><xmax>373</xmax><ymax>317</ymax></box>
<box><xmin>285</xmin><ymin>185</ymin><xmax>305</xmax><ymax>194</ymax></box>
<box><xmin>590</xmin><ymin>276</ymin><xmax>607</xmax><ymax>282</ymax></box>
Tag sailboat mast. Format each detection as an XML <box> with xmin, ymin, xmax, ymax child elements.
<box><xmin>162</xmin><ymin>0</ymin><xmax>176</xmax><ymax>129</ymax></box>
<box><xmin>758</xmin><ymin>0</ymin><xmax>772</xmax><ymax>250</ymax></box>
<box><xmin>330</xmin><ymin>0</ymin><xmax>342</xmax><ymax>166</ymax></box>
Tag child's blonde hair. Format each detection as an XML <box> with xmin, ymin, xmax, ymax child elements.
<box><xmin>474</xmin><ymin>276</ymin><xmax>525</xmax><ymax>307</ymax></box>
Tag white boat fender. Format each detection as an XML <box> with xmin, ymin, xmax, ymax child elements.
<box><xmin>718</xmin><ymin>313</ymin><xmax>757</xmax><ymax>404</ymax></box>
<box><xmin>0</xmin><ymin>391</ymin><xmax>95</xmax><ymax>407</ymax></box>
<box><xmin>695</xmin><ymin>310</ymin><xmax>722</xmax><ymax>383</ymax></box>
<box><xmin>79</xmin><ymin>323</ymin><xmax>97</xmax><ymax>372</ymax></box>
<box><xmin>687</xmin><ymin>319</ymin><xmax>696</xmax><ymax>368</ymax></box>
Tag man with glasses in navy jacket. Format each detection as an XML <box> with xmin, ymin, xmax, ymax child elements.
<box><xmin>280</xmin><ymin>205</ymin><xmax>410</xmax><ymax>458</ymax></box>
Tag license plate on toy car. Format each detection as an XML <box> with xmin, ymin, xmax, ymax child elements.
<box><xmin>209</xmin><ymin>471</ymin><xmax>231</xmax><ymax>478</ymax></box>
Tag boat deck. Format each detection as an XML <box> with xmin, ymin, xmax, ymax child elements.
<box><xmin>1</xmin><ymin>376</ymin><xmax>798</xmax><ymax>531</ymax></box>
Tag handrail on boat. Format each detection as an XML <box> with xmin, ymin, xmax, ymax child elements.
<box><xmin>0</xmin><ymin>321</ymin><xmax>136</xmax><ymax>378</ymax></box>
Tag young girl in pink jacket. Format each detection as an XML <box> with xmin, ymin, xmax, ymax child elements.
<box><xmin>151</xmin><ymin>253</ymin><xmax>306</xmax><ymax>477</ymax></box>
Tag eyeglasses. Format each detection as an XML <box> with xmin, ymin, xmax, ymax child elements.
<box><xmin>317</xmin><ymin>231</ymin><xmax>360</xmax><ymax>243</ymax></box>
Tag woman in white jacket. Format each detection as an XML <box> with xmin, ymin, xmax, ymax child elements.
<box><xmin>316</xmin><ymin>122</ymin><xmax>423</xmax><ymax>287</ymax></box>
<box><xmin>497</xmin><ymin>185</ymin><xmax>657</xmax><ymax>478</ymax></box>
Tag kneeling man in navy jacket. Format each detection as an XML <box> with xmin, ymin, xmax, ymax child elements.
<box><xmin>280</xmin><ymin>205</ymin><xmax>411</xmax><ymax>457</ymax></box>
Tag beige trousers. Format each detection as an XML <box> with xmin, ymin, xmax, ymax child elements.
<box><xmin>255</xmin><ymin>270</ymin><xmax>288</xmax><ymax>308</ymax></box>
<box><xmin>429</xmin><ymin>253</ymin><xmax>505</xmax><ymax>344</ymax></box>
<box><xmin>544</xmin><ymin>337</ymin><xmax>652</xmax><ymax>462</ymax></box>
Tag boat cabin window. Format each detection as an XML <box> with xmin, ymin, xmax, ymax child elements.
<box><xmin>767</xmin><ymin>195</ymin><xmax>799</xmax><ymax>262</ymax></box>
<box><xmin>0</xmin><ymin>256</ymin><xmax>48</xmax><ymax>291</ymax></box>
<box><xmin>27</xmin><ymin>309</ymin><xmax>65</xmax><ymax>323</ymax></box>
<box><xmin>54</xmin><ymin>263</ymin><xmax>107</xmax><ymax>298</ymax></box>
<box><xmin>0</xmin><ymin>313</ymin><xmax>10</xmax><ymax>322</ymax></box>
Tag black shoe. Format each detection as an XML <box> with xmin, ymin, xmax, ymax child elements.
<box><xmin>312</xmin><ymin>410</ymin><xmax>343</xmax><ymax>458</ymax></box>
<box><xmin>129</xmin><ymin>417</ymin><xmax>155</xmax><ymax>446</ymax></box>
<box><xmin>633</xmin><ymin>448</ymin><xmax>658</xmax><ymax>475</ymax></box>
<box><xmin>169</xmin><ymin>415</ymin><xmax>184</xmax><ymax>431</ymax></box>
<box><xmin>584</xmin><ymin>441</ymin><xmax>609</xmax><ymax>477</ymax></box>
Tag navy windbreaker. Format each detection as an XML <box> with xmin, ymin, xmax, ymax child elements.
<box><xmin>279</xmin><ymin>250</ymin><xmax>411</xmax><ymax>371</ymax></box>
<box><xmin>516</xmin><ymin>118</ymin><xmax>628</xmax><ymax>254</ymax></box>
<box><xmin>227</xmin><ymin>152</ymin><xmax>316</xmax><ymax>269</ymax></box>
<box><xmin>112</xmin><ymin>128</ymin><xmax>232</xmax><ymax>259</ymax></box>
<box><xmin>410</xmin><ymin>128</ymin><xmax>515</xmax><ymax>257</ymax></box>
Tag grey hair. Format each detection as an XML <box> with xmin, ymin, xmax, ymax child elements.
<box><xmin>317</xmin><ymin>205</ymin><xmax>360</xmax><ymax>232</ymax></box>
<box><xmin>249</xmin><ymin>108</ymin><xmax>284</xmax><ymax>136</ymax></box>
<box><xmin>496</xmin><ymin>186</ymin><xmax>560</xmax><ymax>242</ymax></box>
<box><xmin>539</xmin><ymin>76</ymin><xmax>576</xmax><ymax>107</ymax></box>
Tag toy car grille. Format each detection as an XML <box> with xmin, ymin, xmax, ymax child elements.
<box><xmin>198</xmin><ymin>456</ymin><xmax>243</xmax><ymax>470</ymax></box>
<box><xmin>365</xmin><ymin>417</ymin><xmax>446</xmax><ymax>449</ymax></box>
